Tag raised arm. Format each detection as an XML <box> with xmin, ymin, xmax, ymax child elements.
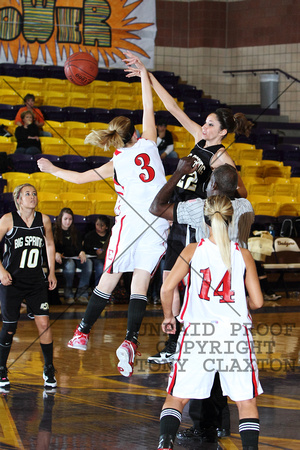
<box><xmin>124</xmin><ymin>54</ymin><xmax>202</xmax><ymax>143</ymax></box>
<box><xmin>37</xmin><ymin>158</ymin><xmax>114</xmax><ymax>184</ymax></box>
<box><xmin>149</xmin><ymin>156</ymin><xmax>197</xmax><ymax>219</ymax></box>
<box><xmin>123</xmin><ymin>52</ymin><xmax>156</xmax><ymax>141</ymax></box>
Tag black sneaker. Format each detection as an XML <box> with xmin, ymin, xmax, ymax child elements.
<box><xmin>216</xmin><ymin>428</ymin><xmax>231</xmax><ymax>438</ymax></box>
<box><xmin>0</xmin><ymin>366</ymin><xmax>10</xmax><ymax>389</ymax></box>
<box><xmin>147</xmin><ymin>340</ymin><xmax>177</xmax><ymax>364</ymax></box>
<box><xmin>157</xmin><ymin>433</ymin><xmax>174</xmax><ymax>449</ymax></box>
<box><xmin>43</xmin><ymin>364</ymin><xmax>57</xmax><ymax>388</ymax></box>
<box><xmin>177</xmin><ymin>426</ymin><xmax>217</xmax><ymax>443</ymax></box>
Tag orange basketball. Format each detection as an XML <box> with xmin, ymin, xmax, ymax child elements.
<box><xmin>64</xmin><ymin>52</ymin><xmax>98</xmax><ymax>86</ymax></box>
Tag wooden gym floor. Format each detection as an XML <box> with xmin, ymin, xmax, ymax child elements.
<box><xmin>0</xmin><ymin>292</ymin><xmax>299</xmax><ymax>450</ymax></box>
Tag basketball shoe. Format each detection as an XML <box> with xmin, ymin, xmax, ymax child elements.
<box><xmin>0</xmin><ymin>366</ymin><xmax>10</xmax><ymax>389</ymax></box>
<box><xmin>68</xmin><ymin>325</ymin><xmax>90</xmax><ymax>350</ymax></box>
<box><xmin>147</xmin><ymin>339</ymin><xmax>177</xmax><ymax>364</ymax></box>
<box><xmin>116</xmin><ymin>340</ymin><xmax>140</xmax><ymax>377</ymax></box>
<box><xmin>157</xmin><ymin>434</ymin><xmax>174</xmax><ymax>449</ymax></box>
<box><xmin>43</xmin><ymin>364</ymin><xmax>57</xmax><ymax>388</ymax></box>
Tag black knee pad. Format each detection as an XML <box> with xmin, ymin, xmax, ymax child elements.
<box><xmin>0</xmin><ymin>322</ymin><xmax>18</xmax><ymax>347</ymax></box>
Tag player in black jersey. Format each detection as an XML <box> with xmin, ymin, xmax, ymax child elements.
<box><xmin>0</xmin><ymin>183</ymin><xmax>57</xmax><ymax>391</ymax></box>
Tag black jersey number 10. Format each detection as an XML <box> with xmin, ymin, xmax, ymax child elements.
<box><xmin>19</xmin><ymin>248</ymin><xmax>39</xmax><ymax>269</ymax></box>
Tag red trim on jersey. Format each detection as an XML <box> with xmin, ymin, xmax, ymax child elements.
<box><xmin>105</xmin><ymin>215</ymin><xmax>125</xmax><ymax>274</ymax></box>
<box><xmin>244</xmin><ymin>326</ymin><xmax>259</xmax><ymax>397</ymax></box>
<box><xmin>150</xmin><ymin>248</ymin><xmax>166</xmax><ymax>279</ymax></box>
<box><xmin>179</xmin><ymin>269</ymin><xmax>191</xmax><ymax>322</ymax></box>
<box><xmin>114</xmin><ymin>149</ymin><xmax>123</xmax><ymax>156</ymax></box>
<box><xmin>167</xmin><ymin>362</ymin><xmax>177</xmax><ymax>395</ymax></box>
<box><xmin>167</xmin><ymin>324</ymin><xmax>190</xmax><ymax>395</ymax></box>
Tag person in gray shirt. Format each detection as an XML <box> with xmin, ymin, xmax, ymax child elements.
<box><xmin>150</xmin><ymin>157</ymin><xmax>254</xmax><ymax>247</ymax></box>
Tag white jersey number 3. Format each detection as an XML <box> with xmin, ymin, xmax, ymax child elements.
<box><xmin>135</xmin><ymin>153</ymin><xmax>155</xmax><ymax>183</ymax></box>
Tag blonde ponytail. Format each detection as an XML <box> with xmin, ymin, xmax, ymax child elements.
<box><xmin>204</xmin><ymin>195</ymin><xmax>233</xmax><ymax>271</ymax></box>
<box><xmin>85</xmin><ymin>116</ymin><xmax>135</xmax><ymax>151</ymax></box>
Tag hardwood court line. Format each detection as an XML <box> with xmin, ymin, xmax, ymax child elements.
<box><xmin>0</xmin><ymin>397</ymin><xmax>24</xmax><ymax>449</ymax></box>
<box><xmin>217</xmin><ymin>437</ymin><xmax>239</xmax><ymax>450</ymax></box>
<box><xmin>256</xmin><ymin>394</ymin><xmax>300</xmax><ymax>410</ymax></box>
<box><xmin>53</xmin><ymin>391</ymin><xmax>161</xmax><ymax>422</ymax></box>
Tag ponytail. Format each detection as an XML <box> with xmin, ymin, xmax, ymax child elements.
<box><xmin>204</xmin><ymin>195</ymin><xmax>233</xmax><ymax>271</ymax></box>
<box><xmin>214</xmin><ymin>108</ymin><xmax>253</xmax><ymax>138</ymax></box>
<box><xmin>85</xmin><ymin>116</ymin><xmax>135</xmax><ymax>151</ymax></box>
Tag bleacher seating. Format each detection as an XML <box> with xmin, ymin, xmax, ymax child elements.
<box><xmin>2</xmin><ymin>64</ymin><xmax>300</xmax><ymax>223</ymax></box>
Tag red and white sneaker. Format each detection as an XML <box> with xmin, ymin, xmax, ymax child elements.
<box><xmin>67</xmin><ymin>326</ymin><xmax>90</xmax><ymax>350</ymax></box>
<box><xmin>116</xmin><ymin>340</ymin><xmax>140</xmax><ymax>377</ymax></box>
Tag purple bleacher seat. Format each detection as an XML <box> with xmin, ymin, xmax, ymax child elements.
<box><xmin>183</xmin><ymin>97</ymin><xmax>203</xmax><ymax>114</ymax></box>
<box><xmin>34</xmin><ymin>154</ymin><xmax>66</xmax><ymax>169</ymax></box>
<box><xmin>60</xmin><ymin>154</ymin><xmax>90</xmax><ymax>172</ymax></box>
<box><xmin>110</xmin><ymin>109</ymin><xmax>140</xmax><ymax>124</ymax></box>
<box><xmin>0</xmin><ymin>104</ymin><xmax>20</xmax><ymax>120</ymax></box>
<box><xmin>85</xmin><ymin>156</ymin><xmax>111</xmax><ymax>169</ymax></box>
<box><xmin>154</xmin><ymin>111</ymin><xmax>181</xmax><ymax>126</ymax></box>
<box><xmin>282</xmin><ymin>149</ymin><xmax>300</xmax><ymax>161</ymax></box>
<box><xmin>64</xmin><ymin>107</ymin><xmax>90</xmax><ymax>123</ymax></box>
<box><xmin>95</xmin><ymin>68</ymin><xmax>113</xmax><ymax>82</ymax></box>
<box><xmin>0</xmin><ymin>63</ymin><xmax>24</xmax><ymax>77</ymax></box>
<box><xmin>152</xmin><ymin>71</ymin><xmax>180</xmax><ymax>86</ymax></box>
<box><xmin>0</xmin><ymin>178</ymin><xmax>7</xmax><ymax>194</ymax></box>
<box><xmin>45</xmin><ymin>65</ymin><xmax>66</xmax><ymax>79</ymax></box>
<box><xmin>40</xmin><ymin>106</ymin><xmax>66</xmax><ymax>122</ymax></box>
<box><xmin>198</xmin><ymin>98</ymin><xmax>224</xmax><ymax>112</ymax></box>
<box><xmin>23</xmin><ymin>64</ymin><xmax>47</xmax><ymax>78</ymax></box>
<box><xmin>0</xmin><ymin>192</ymin><xmax>16</xmax><ymax>214</ymax></box>
<box><xmin>87</xmin><ymin>108</ymin><xmax>114</xmax><ymax>124</ymax></box>
<box><xmin>279</xmin><ymin>136</ymin><xmax>300</xmax><ymax>146</ymax></box>
<box><xmin>73</xmin><ymin>214</ymin><xmax>90</xmax><ymax>235</ymax></box>
<box><xmin>277</xmin><ymin>144</ymin><xmax>300</xmax><ymax>152</ymax></box>
<box><xmin>8</xmin><ymin>154</ymin><xmax>38</xmax><ymax>173</ymax></box>
<box><xmin>251</xmin><ymin>127</ymin><xmax>279</xmax><ymax>147</ymax></box>
<box><xmin>133</xmin><ymin>110</ymin><xmax>143</xmax><ymax>124</ymax></box>
<box><xmin>109</xmin><ymin>68</ymin><xmax>128</xmax><ymax>82</ymax></box>
<box><xmin>283</xmin><ymin>160</ymin><xmax>300</xmax><ymax>177</ymax></box>
<box><xmin>176</xmin><ymin>84</ymin><xmax>203</xmax><ymax>99</ymax></box>
<box><xmin>262</xmin><ymin>148</ymin><xmax>282</xmax><ymax>161</ymax></box>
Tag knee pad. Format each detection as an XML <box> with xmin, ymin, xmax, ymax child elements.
<box><xmin>0</xmin><ymin>322</ymin><xmax>18</xmax><ymax>347</ymax></box>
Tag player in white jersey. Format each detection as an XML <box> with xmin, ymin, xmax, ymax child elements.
<box><xmin>37</xmin><ymin>52</ymin><xmax>169</xmax><ymax>377</ymax></box>
<box><xmin>157</xmin><ymin>195</ymin><xmax>264</xmax><ymax>450</ymax></box>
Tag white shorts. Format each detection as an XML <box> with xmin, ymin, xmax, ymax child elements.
<box><xmin>167</xmin><ymin>321</ymin><xmax>263</xmax><ymax>402</ymax></box>
<box><xmin>104</xmin><ymin>213</ymin><xmax>168</xmax><ymax>275</ymax></box>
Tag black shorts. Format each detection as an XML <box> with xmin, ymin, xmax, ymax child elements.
<box><xmin>164</xmin><ymin>222</ymin><xmax>196</xmax><ymax>271</ymax></box>
<box><xmin>0</xmin><ymin>278</ymin><xmax>49</xmax><ymax>322</ymax></box>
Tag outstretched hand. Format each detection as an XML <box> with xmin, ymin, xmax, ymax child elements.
<box><xmin>175</xmin><ymin>156</ymin><xmax>199</xmax><ymax>175</ymax></box>
<box><xmin>123</xmin><ymin>50</ymin><xmax>146</xmax><ymax>79</ymax></box>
